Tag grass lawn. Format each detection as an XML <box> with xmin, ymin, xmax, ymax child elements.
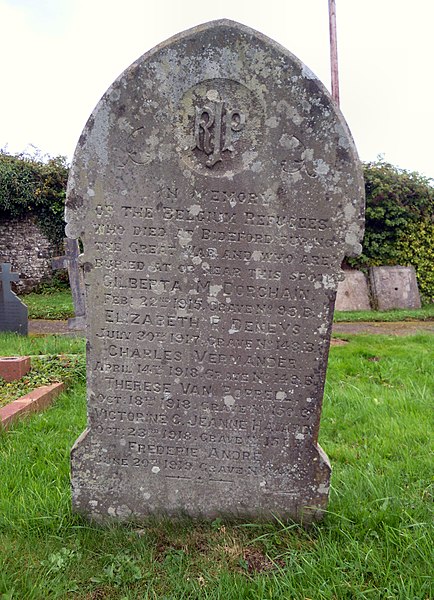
<box><xmin>0</xmin><ymin>333</ymin><xmax>433</xmax><ymax>598</ymax></box>
<box><xmin>334</xmin><ymin>304</ymin><xmax>434</xmax><ymax>322</ymax></box>
<box><xmin>22</xmin><ymin>290</ymin><xmax>75</xmax><ymax>320</ymax></box>
<box><xmin>21</xmin><ymin>289</ymin><xmax>434</xmax><ymax>323</ymax></box>
<box><xmin>0</xmin><ymin>333</ymin><xmax>85</xmax><ymax>357</ymax></box>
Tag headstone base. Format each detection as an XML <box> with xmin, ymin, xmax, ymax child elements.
<box><xmin>68</xmin><ymin>316</ymin><xmax>85</xmax><ymax>330</ymax></box>
<box><xmin>369</xmin><ymin>266</ymin><xmax>421</xmax><ymax>310</ymax></box>
<box><xmin>71</xmin><ymin>428</ymin><xmax>331</xmax><ymax>523</ymax></box>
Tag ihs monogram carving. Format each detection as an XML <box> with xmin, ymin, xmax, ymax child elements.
<box><xmin>193</xmin><ymin>90</ymin><xmax>245</xmax><ymax>168</ymax></box>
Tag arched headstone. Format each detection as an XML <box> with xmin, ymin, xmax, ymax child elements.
<box><xmin>67</xmin><ymin>20</ymin><xmax>365</xmax><ymax>522</ymax></box>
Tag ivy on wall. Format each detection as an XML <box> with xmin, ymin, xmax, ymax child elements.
<box><xmin>0</xmin><ymin>151</ymin><xmax>68</xmax><ymax>249</ymax></box>
<box><xmin>348</xmin><ymin>160</ymin><xmax>434</xmax><ymax>301</ymax></box>
<box><xmin>395</xmin><ymin>221</ymin><xmax>434</xmax><ymax>301</ymax></box>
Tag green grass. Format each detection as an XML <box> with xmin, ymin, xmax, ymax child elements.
<box><xmin>334</xmin><ymin>304</ymin><xmax>434</xmax><ymax>322</ymax></box>
<box><xmin>22</xmin><ymin>290</ymin><xmax>74</xmax><ymax>320</ymax></box>
<box><xmin>20</xmin><ymin>289</ymin><xmax>434</xmax><ymax>323</ymax></box>
<box><xmin>0</xmin><ymin>333</ymin><xmax>433</xmax><ymax>598</ymax></box>
<box><xmin>0</xmin><ymin>332</ymin><xmax>85</xmax><ymax>357</ymax></box>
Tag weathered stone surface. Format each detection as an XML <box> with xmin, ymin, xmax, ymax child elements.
<box><xmin>335</xmin><ymin>270</ymin><xmax>371</xmax><ymax>311</ymax></box>
<box><xmin>370</xmin><ymin>266</ymin><xmax>421</xmax><ymax>310</ymax></box>
<box><xmin>0</xmin><ymin>263</ymin><xmax>28</xmax><ymax>335</ymax></box>
<box><xmin>67</xmin><ymin>20</ymin><xmax>365</xmax><ymax>522</ymax></box>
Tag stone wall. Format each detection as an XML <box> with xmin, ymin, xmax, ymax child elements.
<box><xmin>0</xmin><ymin>216</ymin><xmax>58</xmax><ymax>293</ymax></box>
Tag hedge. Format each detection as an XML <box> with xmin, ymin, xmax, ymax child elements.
<box><xmin>348</xmin><ymin>160</ymin><xmax>434</xmax><ymax>301</ymax></box>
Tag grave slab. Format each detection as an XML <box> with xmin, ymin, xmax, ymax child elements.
<box><xmin>335</xmin><ymin>270</ymin><xmax>371</xmax><ymax>311</ymax></box>
<box><xmin>67</xmin><ymin>20</ymin><xmax>365</xmax><ymax>523</ymax></box>
<box><xmin>369</xmin><ymin>266</ymin><xmax>421</xmax><ymax>310</ymax></box>
<box><xmin>0</xmin><ymin>263</ymin><xmax>28</xmax><ymax>335</ymax></box>
<box><xmin>0</xmin><ymin>382</ymin><xmax>64</xmax><ymax>430</ymax></box>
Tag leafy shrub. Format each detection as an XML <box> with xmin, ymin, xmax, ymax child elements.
<box><xmin>395</xmin><ymin>220</ymin><xmax>434</xmax><ymax>301</ymax></box>
<box><xmin>348</xmin><ymin>160</ymin><xmax>434</xmax><ymax>300</ymax></box>
<box><xmin>33</xmin><ymin>270</ymin><xmax>70</xmax><ymax>294</ymax></box>
<box><xmin>0</xmin><ymin>150</ymin><xmax>68</xmax><ymax>248</ymax></box>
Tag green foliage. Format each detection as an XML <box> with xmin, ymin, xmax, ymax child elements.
<box><xmin>396</xmin><ymin>219</ymin><xmax>434</xmax><ymax>301</ymax></box>
<box><xmin>334</xmin><ymin>303</ymin><xmax>434</xmax><ymax>322</ymax></box>
<box><xmin>32</xmin><ymin>271</ymin><xmax>70</xmax><ymax>295</ymax></box>
<box><xmin>0</xmin><ymin>151</ymin><xmax>68</xmax><ymax>247</ymax></box>
<box><xmin>22</xmin><ymin>289</ymin><xmax>74</xmax><ymax>319</ymax></box>
<box><xmin>90</xmin><ymin>552</ymin><xmax>145</xmax><ymax>587</ymax></box>
<box><xmin>0</xmin><ymin>332</ymin><xmax>85</xmax><ymax>357</ymax></box>
<box><xmin>41</xmin><ymin>547</ymin><xmax>81</xmax><ymax>575</ymax></box>
<box><xmin>348</xmin><ymin>159</ymin><xmax>434</xmax><ymax>300</ymax></box>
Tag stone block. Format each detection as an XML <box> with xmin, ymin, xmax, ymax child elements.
<box><xmin>0</xmin><ymin>382</ymin><xmax>65</xmax><ymax>430</ymax></box>
<box><xmin>335</xmin><ymin>270</ymin><xmax>371</xmax><ymax>311</ymax></box>
<box><xmin>0</xmin><ymin>356</ymin><xmax>31</xmax><ymax>382</ymax></box>
<box><xmin>369</xmin><ymin>266</ymin><xmax>421</xmax><ymax>310</ymax></box>
<box><xmin>0</xmin><ymin>216</ymin><xmax>57</xmax><ymax>293</ymax></box>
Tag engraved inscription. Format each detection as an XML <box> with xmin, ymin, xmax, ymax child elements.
<box><xmin>81</xmin><ymin>181</ymin><xmax>332</xmax><ymax>490</ymax></box>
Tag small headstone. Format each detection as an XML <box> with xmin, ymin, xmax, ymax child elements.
<box><xmin>67</xmin><ymin>20</ymin><xmax>365</xmax><ymax>522</ymax></box>
<box><xmin>52</xmin><ymin>238</ymin><xmax>86</xmax><ymax>329</ymax></box>
<box><xmin>0</xmin><ymin>263</ymin><xmax>28</xmax><ymax>335</ymax></box>
<box><xmin>369</xmin><ymin>266</ymin><xmax>421</xmax><ymax>310</ymax></box>
<box><xmin>335</xmin><ymin>270</ymin><xmax>371</xmax><ymax>311</ymax></box>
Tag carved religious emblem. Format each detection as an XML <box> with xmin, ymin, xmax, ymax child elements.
<box><xmin>193</xmin><ymin>90</ymin><xmax>245</xmax><ymax>167</ymax></box>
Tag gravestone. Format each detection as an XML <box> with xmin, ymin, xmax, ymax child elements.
<box><xmin>52</xmin><ymin>238</ymin><xmax>86</xmax><ymax>330</ymax></box>
<box><xmin>335</xmin><ymin>270</ymin><xmax>371</xmax><ymax>311</ymax></box>
<box><xmin>369</xmin><ymin>266</ymin><xmax>421</xmax><ymax>310</ymax></box>
<box><xmin>67</xmin><ymin>20</ymin><xmax>365</xmax><ymax>522</ymax></box>
<box><xmin>0</xmin><ymin>263</ymin><xmax>28</xmax><ymax>335</ymax></box>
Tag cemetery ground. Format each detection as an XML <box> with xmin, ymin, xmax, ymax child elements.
<box><xmin>0</xmin><ymin>331</ymin><xmax>432</xmax><ymax>598</ymax></box>
<box><xmin>23</xmin><ymin>290</ymin><xmax>74</xmax><ymax>321</ymax></box>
